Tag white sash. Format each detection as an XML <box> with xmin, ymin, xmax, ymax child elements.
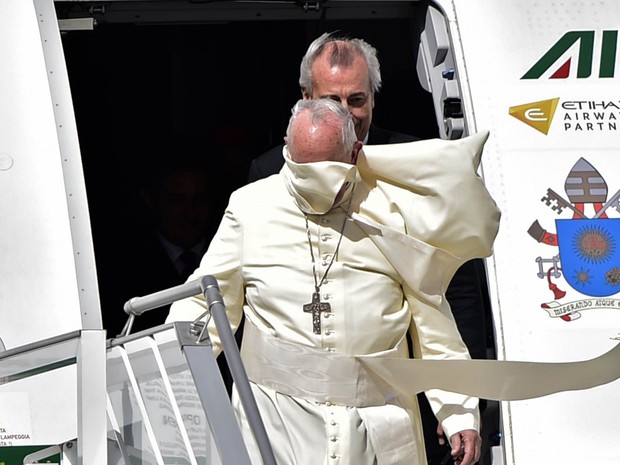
<box><xmin>240</xmin><ymin>321</ymin><xmax>421</xmax><ymax>465</ymax></box>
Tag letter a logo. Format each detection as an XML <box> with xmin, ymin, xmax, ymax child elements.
<box><xmin>508</xmin><ymin>98</ymin><xmax>560</xmax><ymax>135</ymax></box>
<box><xmin>522</xmin><ymin>31</ymin><xmax>594</xmax><ymax>79</ymax></box>
<box><xmin>522</xmin><ymin>30</ymin><xmax>618</xmax><ymax>79</ymax></box>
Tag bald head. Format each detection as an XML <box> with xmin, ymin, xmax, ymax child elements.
<box><xmin>286</xmin><ymin>98</ymin><xmax>361</xmax><ymax>165</ymax></box>
<box><xmin>288</xmin><ymin>107</ymin><xmax>348</xmax><ymax>164</ymax></box>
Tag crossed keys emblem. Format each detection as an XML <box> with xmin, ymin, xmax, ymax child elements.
<box><xmin>541</xmin><ymin>187</ymin><xmax>620</xmax><ymax>220</ymax></box>
<box><xmin>528</xmin><ymin>158</ymin><xmax>620</xmax><ymax>318</ymax></box>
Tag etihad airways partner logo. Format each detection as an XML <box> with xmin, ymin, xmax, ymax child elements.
<box><xmin>509</xmin><ymin>98</ymin><xmax>560</xmax><ymax>134</ymax></box>
<box><xmin>510</xmin><ymin>98</ymin><xmax>620</xmax><ymax>134</ymax></box>
<box><xmin>522</xmin><ymin>30</ymin><xmax>618</xmax><ymax>79</ymax></box>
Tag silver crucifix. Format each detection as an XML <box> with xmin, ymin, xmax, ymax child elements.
<box><xmin>303</xmin><ymin>292</ymin><xmax>330</xmax><ymax>334</ymax></box>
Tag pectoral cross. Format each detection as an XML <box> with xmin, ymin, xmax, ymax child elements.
<box><xmin>303</xmin><ymin>292</ymin><xmax>331</xmax><ymax>334</ymax></box>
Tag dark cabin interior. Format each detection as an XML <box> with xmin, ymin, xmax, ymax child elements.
<box><xmin>55</xmin><ymin>1</ymin><xmax>440</xmax><ymax>322</ymax></box>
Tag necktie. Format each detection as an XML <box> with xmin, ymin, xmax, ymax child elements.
<box><xmin>178</xmin><ymin>250</ymin><xmax>199</xmax><ymax>282</ymax></box>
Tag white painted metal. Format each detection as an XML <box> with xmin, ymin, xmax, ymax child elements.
<box><xmin>0</xmin><ymin>1</ymin><xmax>105</xmax><ymax>462</ymax></box>
<box><xmin>77</xmin><ymin>330</ymin><xmax>107</xmax><ymax>465</ymax></box>
<box><xmin>431</xmin><ymin>0</ymin><xmax>620</xmax><ymax>463</ymax></box>
<box><xmin>0</xmin><ymin>0</ymin><xmax>101</xmax><ymax>351</ymax></box>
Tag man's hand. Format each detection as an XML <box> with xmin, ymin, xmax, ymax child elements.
<box><xmin>448</xmin><ymin>429</ymin><xmax>481</xmax><ymax>465</ymax></box>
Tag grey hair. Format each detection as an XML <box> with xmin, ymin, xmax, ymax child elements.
<box><xmin>299</xmin><ymin>31</ymin><xmax>382</xmax><ymax>96</ymax></box>
<box><xmin>286</xmin><ymin>98</ymin><xmax>358</xmax><ymax>154</ymax></box>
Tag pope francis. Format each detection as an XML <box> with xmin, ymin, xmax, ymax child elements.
<box><xmin>166</xmin><ymin>98</ymin><xmax>501</xmax><ymax>465</ymax></box>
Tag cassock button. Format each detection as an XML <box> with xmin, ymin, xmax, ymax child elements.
<box><xmin>325</xmin><ymin>401</ymin><xmax>332</xmax><ymax>406</ymax></box>
<box><xmin>330</xmin><ymin>454</ymin><xmax>338</xmax><ymax>459</ymax></box>
<box><xmin>330</xmin><ymin>435</ymin><xmax>337</xmax><ymax>442</ymax></box>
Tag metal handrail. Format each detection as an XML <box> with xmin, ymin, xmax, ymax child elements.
<box><xmin>121</xmin><ymin>275</ymin><xmax>277</xmax><ymax>465</ymax></box>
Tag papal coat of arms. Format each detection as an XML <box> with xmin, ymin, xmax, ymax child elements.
<box><xmin>528</xmin><ymin>158</ymin><xmax>620</xmax><ymax>321</ymax></box>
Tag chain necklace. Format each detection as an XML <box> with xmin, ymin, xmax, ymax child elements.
<box><xmin>302</xmin><ymin>190</ymin><xmax>354</xmax><ymax>334</ymax></box>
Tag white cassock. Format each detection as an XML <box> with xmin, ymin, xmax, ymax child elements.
<box><xmin>166</xmin><ymin>130</ymin><xmax>501</xmax><ymax>465</ymax></box>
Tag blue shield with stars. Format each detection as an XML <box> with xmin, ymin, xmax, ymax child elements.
<box><xmin>556</xmin><ymin>218</ymin><xmax>620</xmax><ymax>297</ymax></box>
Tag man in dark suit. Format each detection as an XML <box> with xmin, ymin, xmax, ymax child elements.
<box><xmin>245</xmin><ymin>31</ymin><xmax>492</xmax><ymax>465</ymax></box>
